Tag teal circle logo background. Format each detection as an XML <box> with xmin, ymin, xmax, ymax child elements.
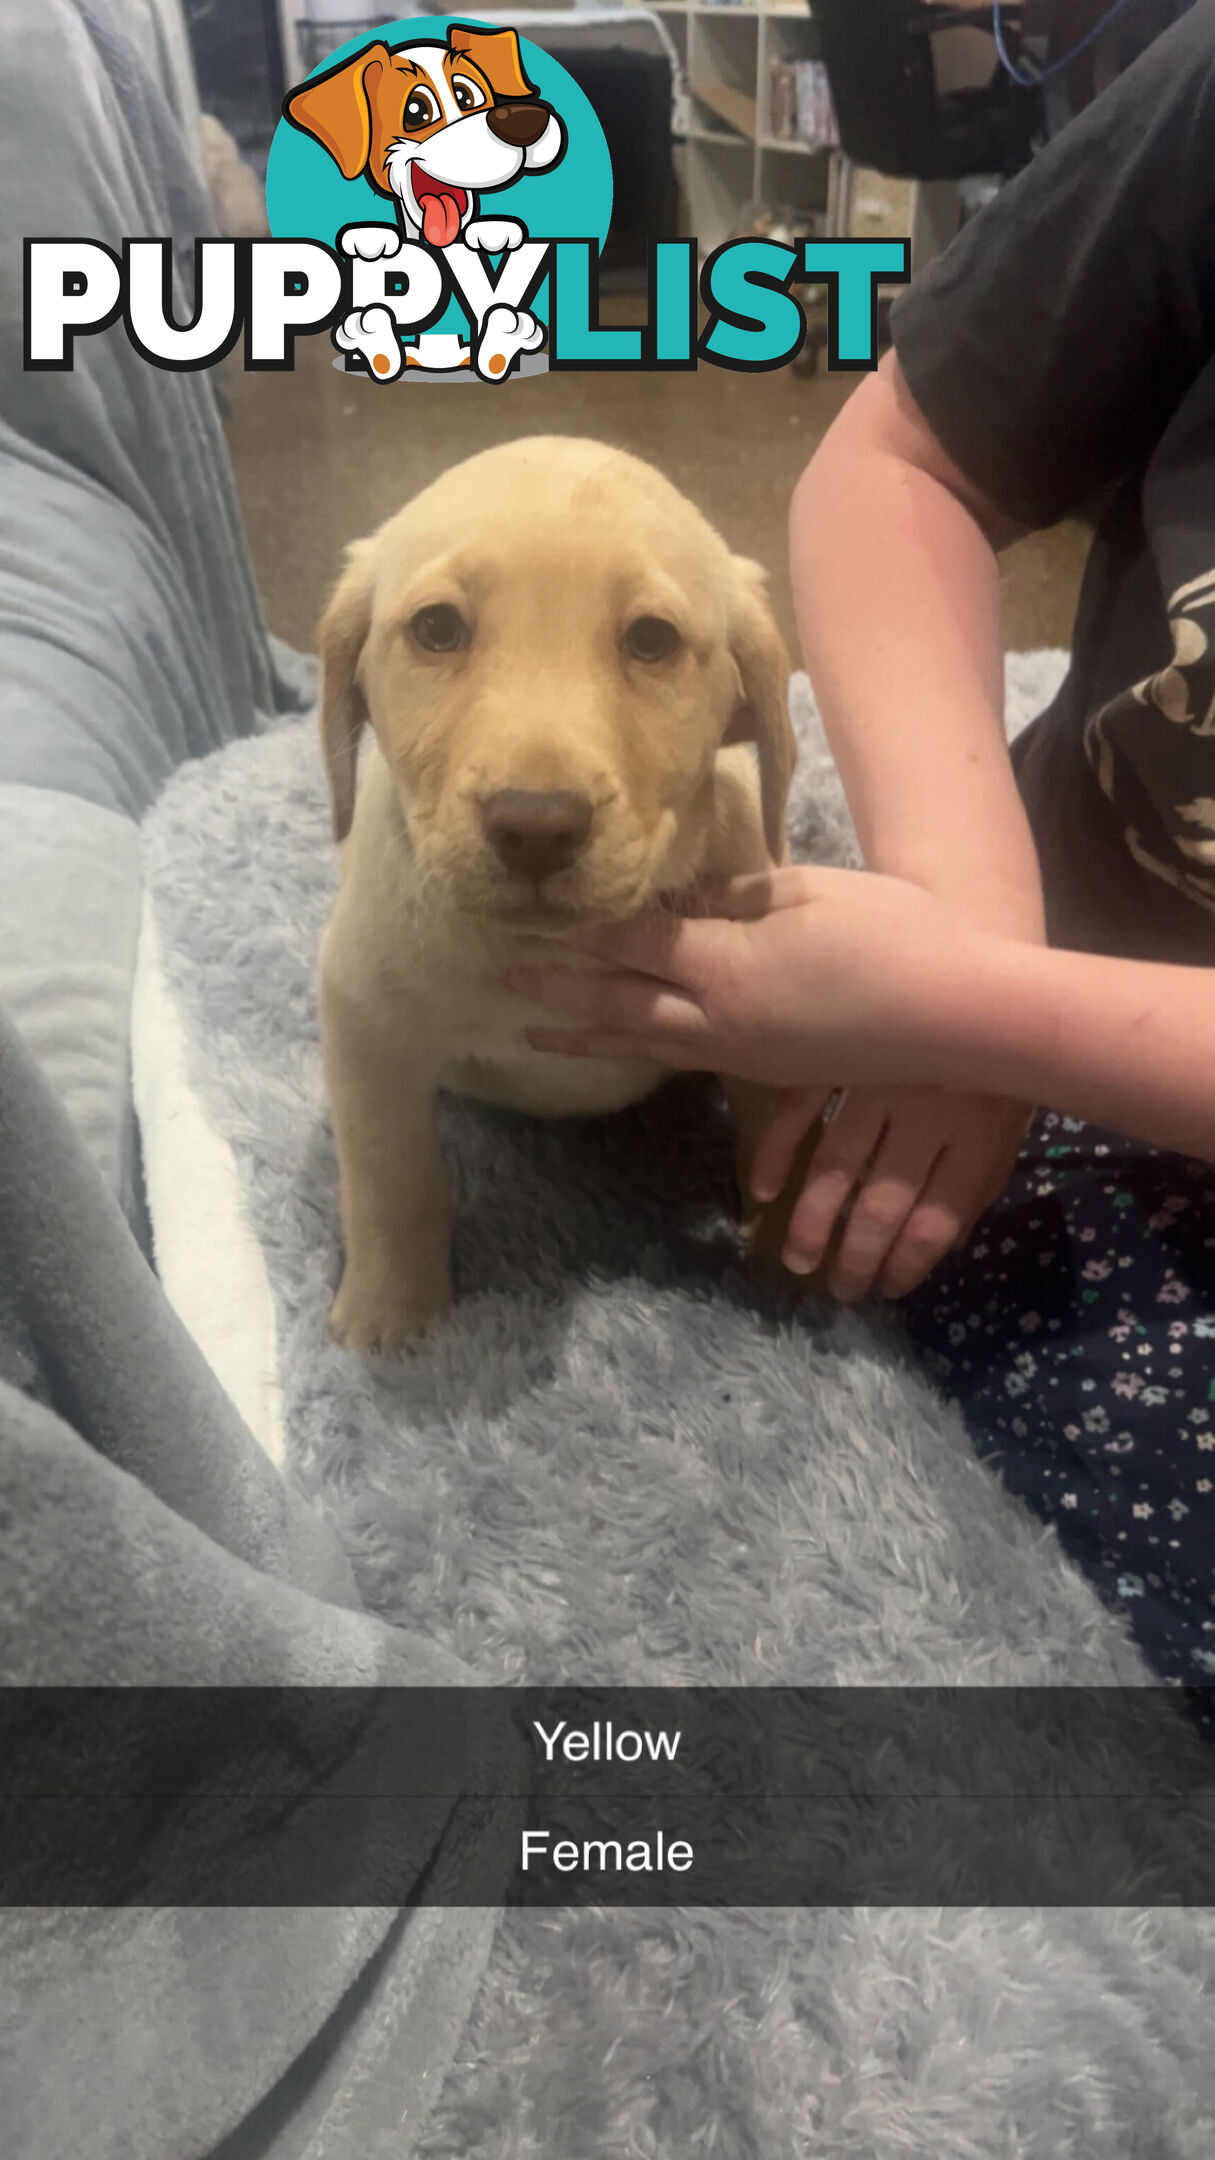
<box><xmin>266</xmin><ymin>18</ymin><xmax>613</xmax><ymax>341</ymax></box>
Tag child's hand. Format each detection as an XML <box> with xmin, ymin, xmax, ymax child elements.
<box><xmin>505</xmin><ymin>865</ymin><xmax>981</xmax><ymax>1091</ymax></box>
<box><xmin>506</xmin><ymin>867</ymin><xmax>1031</xmax><ymax>1297</ymax></box>
<box><xmin>753</xmin><ymin>1082</ymin><xmax>1030</xmax><ymax>1301</ymax></box>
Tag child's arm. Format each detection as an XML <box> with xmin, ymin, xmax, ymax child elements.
<box><xmin>915</xmin><ymin>933</ymin><xmax>1215</xmax><ymax>1168</ymax></box>
<box><xmin>781</xmin><ymin>16</ymin><xmax>1215</xmax><ymax>1289</ymax></box>
<box><xmin>789</xmin><ymin>352</ymin><xmax>1043</xmax><ymax>942</ymax></box>
<box><xmin>509</xmin><ymin>865</ymin><xmax>1215</xmax><ymax>1169</ymax></box>
<box><xmin>779</xmin><ymin>353</ymin><xmax>1042</xmax><ymax>1295</ymax></box>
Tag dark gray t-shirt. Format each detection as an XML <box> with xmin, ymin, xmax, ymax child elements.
<box><xmin>891</xmin><ymin>0</ymin><xmax>1215</xmax><ymax>965</ymax></box>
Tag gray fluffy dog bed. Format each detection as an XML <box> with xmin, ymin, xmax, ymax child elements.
<box><xmin>137</xmin><ymin>655</ymin><xmax>1215</xmax><ymax>2159</ymax></box>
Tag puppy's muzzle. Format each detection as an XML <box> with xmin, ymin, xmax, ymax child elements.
<box><xmin>486</xmin><ymin>102</ymin><xmax>553</xmax><ymax>149</ymax></box>
<box><xmin>479</xmin><ymin>788</ymin><xmax>594</xmax><ymax>881</ymax></box>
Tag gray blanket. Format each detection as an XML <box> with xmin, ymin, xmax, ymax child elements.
<box><xmin>0</xmin><ymin>1010</ymin><xmax>506</xmax><ymax>2156</ymax></box>
<box><xmin>127</xmin><ymin>669</ymin><xmax>1215</xmax><ymax>2159</ymax></box>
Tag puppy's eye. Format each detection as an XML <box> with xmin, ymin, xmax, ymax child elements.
<box><xmin>410</xmin><ymin>603</ymin><xmax>469</xmax><ymax>653</ymax></box>
<box><xmin>451</xmin><ymin>75</ymin><xmax>486</xmax><ymax>114</ymax></box>
<box><xmin>624</xmin><ymin>616</ymin><xmax>681</xmax><ymax>664</ymax></box>
<box><xmin>403</xmin><ymin>88</ymin><xmax>439</xmax><ymax>129</ymax></box>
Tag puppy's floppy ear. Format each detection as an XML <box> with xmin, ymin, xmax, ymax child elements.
<box><xmin>447</xmin><ymin>24</ymin><xmax>538</xmax><ymax>101</ymax></box>
<box><xmin>284</xmin><ymin>42</ymin><xmax>389</xmax><ymax>181</ymax></box>
<box><xmin>722</xmin><ymin>557</ymin><xmax>797</xmax><ymax>863</ymax></box>
<box><xmin>318</xmin><ymin>542</ymin><xmax>374</xmax><ymax>844</ymax></box>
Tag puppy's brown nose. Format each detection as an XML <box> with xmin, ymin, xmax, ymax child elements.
<box><xmin>479</xmin><ymin>788</ymin><xmax>593</xmax><ymax>881</ymax></box>
<box><xmin>486</xmin><ymin>101</ymin><xmax>551</xmax><ymax>149</ymax></box>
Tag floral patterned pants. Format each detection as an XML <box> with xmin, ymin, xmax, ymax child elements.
<box><xmin>900</xmin><ymin>1112</ymin><xmax>1215</xmax><ymax>1683</ymax></box>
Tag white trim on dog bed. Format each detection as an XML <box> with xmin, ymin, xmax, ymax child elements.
<box><xmin>132</xmin><ymin>893</ymin><xmax>286</xmax><ymax>1467</ymax></box>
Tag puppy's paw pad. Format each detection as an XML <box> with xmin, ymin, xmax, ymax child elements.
<box><xmin>333</xmin><ymin>305</ymin><xmax>403</xmax><ymax>380</ymax></box>
<box><xmin>328</xmin><ymin>1266</ymin><xmax>451</xmax><ymax>1353</ymax></box>
<box><xmin>474</xmin><ymin>304</ymin><xmax>544</xmax><ymax>381</ymax></box>
<box><xmin>340</xmin><ymin>224</ymin><xmax>402</xmax><ymax>261</ymax></box>
<box><xmin>464</xmin><ymin>217</ymin><xmax>525</xmax><ymax>254</ymax></box>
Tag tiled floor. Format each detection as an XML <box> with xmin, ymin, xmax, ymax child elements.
<box><xmin>224</xmin><ymin>323</ymin><xmax>1090</xmax><ymax>664</ymax></box>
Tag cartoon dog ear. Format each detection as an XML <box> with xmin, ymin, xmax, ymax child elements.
<box><xmin>722</xmin><ymin>557</ymin><xmax>797</xmax><ymax>863</ymax></box>
<box><xmin>318</xmin><ymin>542</ymin><xmax>375</xmax><ymax>843</ymax></box>
<box><xmin>447</xmin><ymin>23</ymin><xmax>539</xmax><ymax>101</ymax></box>
<box><xmin>285</xmin><ymin>42</ymin><xmax>389</xmax><ymax>181</ymax></box>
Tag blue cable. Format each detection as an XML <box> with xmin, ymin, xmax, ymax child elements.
<box><xmin>992</xmin><ymin>0</ymin><xmax>1144</xmax><ymax>86</ymax></box>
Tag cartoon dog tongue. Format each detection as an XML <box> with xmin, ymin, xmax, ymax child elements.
<box><xmin>416</xmin><ymin>177</ymin><xmax>464</xmax><ymax>249</ymax></box>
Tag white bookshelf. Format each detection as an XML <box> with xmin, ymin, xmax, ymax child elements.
<box><xmin>630</xmin><ymin>1</ymin><xmax>836</xmax><ymax>254</ymax></box>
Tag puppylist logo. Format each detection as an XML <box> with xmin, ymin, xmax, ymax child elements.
<box><xmin>23</xmin><ymin>16</ymin><xmax>909</xmax><ymax>383</ymax></box>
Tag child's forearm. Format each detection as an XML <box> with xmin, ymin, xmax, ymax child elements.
<box><xmin>790</xmin><ymin>358</ymin><xmax>1046</xmax><ymax>943</ymax></box>
<box><xmin>927</xmin><ymin>936</ymin><xmax>1215</xmax><ymax>1162</ymax></box>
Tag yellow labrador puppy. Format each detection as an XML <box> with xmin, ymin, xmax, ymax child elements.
<box><xmin>318</xmin><ymin>435</ymin><xmax>795</xmax><ymax>1349</ymax></box>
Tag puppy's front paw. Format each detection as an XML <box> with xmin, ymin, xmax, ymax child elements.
<box><xmin>329</xmin><ymin>1260</ymin><xmax>452</xmax><ymax>1352</ymax></box>
<box><xmin>463</xmin><ymin>217</ymin><xmax>526</xmax><ymax>254</ymax></box>
<box><xmin>339</xmin><ymin>224</ymin><xmax>402</xmax><ymax>262</ymax></box>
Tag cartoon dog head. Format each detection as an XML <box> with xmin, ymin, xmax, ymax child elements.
<box><xmin>285</xmin><ymin>25</ymin><xmax>565</xmax><ymax>248</ymax></box>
